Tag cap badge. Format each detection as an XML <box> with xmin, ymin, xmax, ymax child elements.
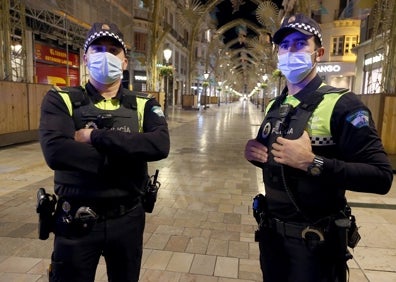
<box><xmin>288</xmin><ymin>16</ymin><xmax>296</xmax><ymax>24</ymax></box>
<box><xmin>101</xmin><ymin>24</ymin><xmax>110</xmax><ymax>30</ymax></box>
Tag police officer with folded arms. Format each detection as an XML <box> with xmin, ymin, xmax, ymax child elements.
<box><xmin>245</xmin><ymin>14</ymin><xmax>393</xmax><ymax>282</ymax></box>
<box><xmin>39</xmin><ymin>22</ymin><xmax>169</xmax><ymax>282</ymax></box>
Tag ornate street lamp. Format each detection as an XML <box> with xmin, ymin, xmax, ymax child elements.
<box><xmin>164</xmin><ymin>48</ymin><xmax>172</xmax><ymax>64</ymax></box>
<box><xmin>163</xmin><ymin>48</ymin><xmax>172</xmax><ymax>118</ymax></box>
<box><xmin>203</xmin><ymin>72</ymin><xmax>209</xmax><ymax>109</ymax></box>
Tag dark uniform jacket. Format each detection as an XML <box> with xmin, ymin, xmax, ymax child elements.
<box><xmin>255</xmin><ymin>75</ymin><xmax>393</xmax><ymax>222</ymax></box>
<box><xmin>39</xmin><ymin>82</ymin><xmax>170</xmax><ymax>201</ymax></box>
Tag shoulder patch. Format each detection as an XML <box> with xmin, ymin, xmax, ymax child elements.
<box><xmin>346</xmin><ymin>110</ymin><xmax>370</xmax><ymax>128</ymax></box>
<box><xmin>151</xmin><ymin>106</ymin><xmax>165</xmax><ymax>117</ymax></box>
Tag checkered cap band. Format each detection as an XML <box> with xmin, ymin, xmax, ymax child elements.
<box><xmin>287</xmin><ymin>22</ymin><xmax>322</xmax><ymax>44</ymax></box>
<box><xmin>84</xmin><ymin>24</ymin><xmax>127</xmax><ymax>53</ymax></box>
<box><xmin>273</xmin><ymin>14</ymin><xmax>323</xmax><ymax>45</ymax></box>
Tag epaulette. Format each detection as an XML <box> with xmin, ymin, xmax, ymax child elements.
<box><xmin>51</xmin><ymin>85</ymin><xmax>89</xmax><ymax>107</ymax></box>
<box><xmin>317</xmin><ymin>85</ymin><xmax>349</xmax><ymax>95</ymax></box>
<box><xmin>120</xmin><ymin>89</ymin><xmax>138</xmax><ymax>110</ymax></box>
<box><xmin>51</xmin><ymin>85</ymin><xmax>63</xmax><ymax>93</ymax></box>
<box><xmin>120</xmin><ymin>89</ymin><xmax>155</xmax><ymax>110</ymax></box>
<box><xmin>131</xmin><ymin>90</ymin><xmax>154</xmax><ymax>100</ymax></box>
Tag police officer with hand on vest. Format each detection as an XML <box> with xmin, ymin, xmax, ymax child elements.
<box><xmin>39</xmin><ymin>22</ymin><xmax>169</xmax><ymax>282</ymax></box>
<box><xmin>245</xmin><ymin>14</ymin><xmax>393</xmax><ymax>282</ymax></box>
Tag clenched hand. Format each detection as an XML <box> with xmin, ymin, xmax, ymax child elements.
<box><xmin>74</xmin><ymin>128</ymin><xmax>93</xmax><ymax>144</ymax></box>
<box><xmin>271</xmin><ymin>131</ymin><xmax>315</xmax><ymax>171</ymax></box>
<box><xmin>245</xmin><ymin>139</ymin><xmax>268</xmax><ymax>163</ymax></box>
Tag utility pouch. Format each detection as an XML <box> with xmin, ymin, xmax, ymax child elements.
<box><xmin>347</xmin><ymin>215</ymin><xmax>361</xmax><ymax>248</ymax></box>
<box><xmin>143</xmin><ymin>169</ymin><xmax>161</xmax><ymax>213</ymax></box>
<box><xmin>252</xmin><ymin>194</ymin><xmax>268</xmax><ymax>242</ymax></box>
<box><xmin>36</xmin><ymin>188</ymin><xmax>57</xmax><ymax>240</ymax></box>
<box><xmin>254</xmin><ymin>229</ymin><xmax>262</xmax><ymax>242</ymax></box>
<box><xmin>344</xmin><ymin>205</ymin><xmax>361</xmax><ymax>248</ymax></box>
<box><xmin>252</xmin><ymin>193</ymin><xmax>267</xmax><ymax>224</ymax></box>
<box><xmin>335</xmin><ymin>205</ymin><xmax>361</xmax><ymax>249</ymax></box>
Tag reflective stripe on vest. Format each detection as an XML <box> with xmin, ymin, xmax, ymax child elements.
<box><xmin>265</xmin><ymin>84</ymin><xmax>347</xmax><ymax>146</ymax></box>
<box><xmin>56</xmin><ymin>88</ymin><xmax>147</xmax><ymax>133</ymax></box>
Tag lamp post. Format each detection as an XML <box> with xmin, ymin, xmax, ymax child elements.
<box><xmin>163</xmin><ymin>48</ymin><xmax>172</xmax><ymax>118</ymax></box>
<box><xmin>203</xmin><ymin>72</ymin><xmax>209</xmax><ymax>109</ymax></box>
<box><xmin>217</xmin><ymin>81</ymin><xmax>222</xmax><ymax>107</ymax></box>
<box><xmin>262</xmin><ymin>74</ymin><xmax>268</xmax><ymax>112</ymax></box>
<box><xmin>256</xmin><ymin>82</ymin><xmax>260</xmax><ymax>109</ymax></box>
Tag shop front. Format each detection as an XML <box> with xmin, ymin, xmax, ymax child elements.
<box><xmin>34</xmin><ymin>42</ymin><xmax>80</xmax><ymax>86</ymax></box>
<box><xmin>362</xmin><ymin>49</ymin><xmax>384</xmax><ymax>94</ymax></box>
<box><xmin>316</xmin><ymin>61</ymin><xmax>356</xmax><ymax>91</ymax></box>
<box><xmin>133</xmin><ymin>70</ymin><xmax>147</xmax><ymax>92</ymax></box>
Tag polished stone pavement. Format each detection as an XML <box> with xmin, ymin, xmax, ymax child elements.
<box><xmin>0</xmin><ymin>101</ymin><xmax>395</xmax><ymax>282</ymax></box>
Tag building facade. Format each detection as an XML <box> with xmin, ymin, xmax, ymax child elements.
<box><xmin>319</xmin><ymin>19</ymin><xmax>361</xmax><ymax>91</ymax></box>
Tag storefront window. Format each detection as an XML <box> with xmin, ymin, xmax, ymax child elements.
<box><xmin>363</xmin><ymin>50</ymin><xmax>384</xmax><ymax>94</ymax></box>
<box><xmin>363</xmin><ymin>68</ymin><xmax>382</xmax><ymax>94</ymax></box>
<box><xmin>133</xmin><ymin>70</ymin><xmax>147</xmax><ymax>91</ymax></box>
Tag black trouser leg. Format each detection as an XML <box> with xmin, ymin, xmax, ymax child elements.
<box><xmin>103</xmin><ymin>204</ymin><xmax>145</xmax><ymax>282</ymax></box>
<box><xmin>49</xmin><ymin>204</ymin><xmax>145</xmax><ymax>282</ymax></box>
<box><xmin>50</xmin><ymin>229</ymin><xmax>103</xmax><ymax>282</ymax></box>
<box><xmin>259</xmin><ymin>228</ymin><xmax>340</xmax><ymax>282</ymax></box>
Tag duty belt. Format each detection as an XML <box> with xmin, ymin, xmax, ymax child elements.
<box><xmin>59</xmin><ymin>196</ymin><xmax>141</xmax><ymax>220</ymax></box>
<box><xmin>269</xmin><ymin>218</ymin><xmax>325</xmax><ymax>241</ymax></box>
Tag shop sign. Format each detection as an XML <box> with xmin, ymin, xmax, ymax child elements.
<box><xmin>134</xmin><ymin>75</ymin><xmax>147</xmax><ymax>81</ymax></box>
<box><xmin>316</xmin><ymin>64</ymin><xmax>341</xmax><ymax>73</ymax></box>
<box><xmin>34</xmin><ymin>43</ymin><xmax>80</xmax><ymax>86</ymax></box>
<box><xmin>35</xmin><ymin>43</ymin><xmax>79</xmax><ymax>67</ymax></box>
<box><xmin>364</xmin><ymin>53</ymin><xmax>384</xmax><ymax>66</ymax></box>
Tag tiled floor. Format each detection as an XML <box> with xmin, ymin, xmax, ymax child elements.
<box><xmin>0</xmin><ymin>101</ymin><xmax>395</xmax><ymax>282</ymax></box>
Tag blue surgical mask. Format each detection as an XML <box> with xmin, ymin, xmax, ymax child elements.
<box><xmin>87</xmin><ymin>52</ymin><xmax>123</xmax><ymax>84</ymax></box>
<box><xmin>277</xmin><ymin>52</ymin><xmax>315</xmax><ymax>84</ymax></box>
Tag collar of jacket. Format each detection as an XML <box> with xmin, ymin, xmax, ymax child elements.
<box><xmin>293</xmin><ymin>75</ymin><xmax>323</xmax><ymax>102</ymax></box>
<box><xmin>85</xmin><ymin>81</ymin><xmax>125</xmax><ymax>103</ymax></box>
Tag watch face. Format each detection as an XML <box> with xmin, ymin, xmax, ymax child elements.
<box><xmin>310</xmin><ymin>166</ymin><xmax>321</xmax><ymax>176</ymax></box>
<box><xmin>309</xmin><ymin>156</ymin><xmax>324</xmax><ymax>176</ymax></box>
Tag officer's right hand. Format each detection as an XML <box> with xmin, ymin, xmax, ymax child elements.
<box><xmin>245</xmin><ymin>139</ymin><xmax>268</xmax><ymax>163</ymax></box>
<box><xmin>74</xmin><ymin>128</ymin><xmax>93</xmax><ymax>144</ymax></box>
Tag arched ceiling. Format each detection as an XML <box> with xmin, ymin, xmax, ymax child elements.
<box><xmin>200</xmin><ymin>0</ymin><xmax>283</xmax><ymax>93</ymax></box>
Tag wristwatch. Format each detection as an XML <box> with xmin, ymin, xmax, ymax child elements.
<box><xmin>307</xmin><ymin>156</ymin><xmax>324</xmax><ymax>176</ymax></box>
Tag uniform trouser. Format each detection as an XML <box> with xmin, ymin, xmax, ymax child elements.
<box><xmin>258</xmin><ymin>227</ymin><xmax>342</xmax><ymax>282</ymax></box>
<box><xmin>49</xmin><ymin>204</ymin><xmax>145</xmax><ymax>282</ymax></box>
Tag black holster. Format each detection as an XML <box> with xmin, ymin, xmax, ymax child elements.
<box><xmin>142</xmin><ymin>169</ymin><xmax>161</xmax><ymax>213</ymax></box>
<box><xmin>36</xmin><ymin>188</ymin><xmax>57</xmax><ymax>240</ymax></box>
<box><xmin>252</xmin><ymin>193</ymin><xmax>269</xmax><ymax>241</ymax></box>
<box><xmin>334</xmin><ymin>205</ymin><xmax>361</xmax><ymax>282</ymax></box>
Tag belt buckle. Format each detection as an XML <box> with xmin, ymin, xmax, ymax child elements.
<box><xmin>75</xmin><ymin>206</ymin><xmax>98</xmax><ymax>220</ymax></box>
<box><xmin>301</xmin><ymin>226</ymin><xmax>324</xmax><ymax>241</ymax></box>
